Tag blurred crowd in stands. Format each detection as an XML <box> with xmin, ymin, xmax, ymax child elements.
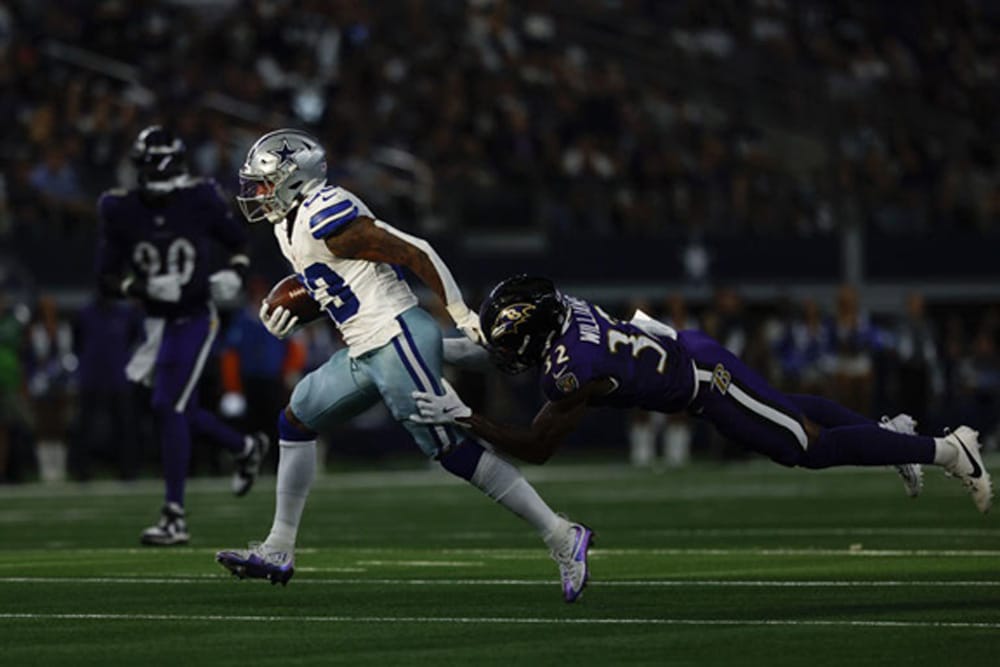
<box><xmin>2</xmin><ymin>283</ymin><xmax>998</xmax><ymax>482</ymax></box>
<box><xmin>3</xmin><ymin>0</ymin><xmax>1000</xmax><ymax>240</ymax></box>
<box><xmin>1</xmin><ymin>0</ymin><xmax>1000</xmax><ymax>480</ymax></box>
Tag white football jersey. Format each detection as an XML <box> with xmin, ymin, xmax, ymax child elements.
<box><xmin>274</xmin><ymin>185</ymin><xmax>418</xmax><ymax>356</ymax></box>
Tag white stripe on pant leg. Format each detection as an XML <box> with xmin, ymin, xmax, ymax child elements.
<box><xmin>125</xmin><ymin>318</ymin><xmax>165</xmax><ymax>385</ymax></box>
<box><xmin>695</xmin><ymin>368</ymin><xmax>806</xmax><ymax>450</ymax></box>
<box><xmin>727</xmin><ymin>384</ymin><xmax>808</xmax><ymax>450</ymax></box>
<box><xmin>394</xmin><ymin>334</ymin><xmax>452</xmax><ymax>447</ymax></box>
<box><xmin>175</xmin><ymin>303</ymin><xmax>219</xmax><ymax>413</ymax></box>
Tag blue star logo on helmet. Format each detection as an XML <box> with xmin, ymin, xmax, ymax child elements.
<box><xmin>270</xmin><ymin>140</ymin><xmax>298</xmax><ymax>165</ymax></box>
<box><xmin>490</xmin><ymin>303</ymin><xmax>536</xmax><ymax>341</ymax></box>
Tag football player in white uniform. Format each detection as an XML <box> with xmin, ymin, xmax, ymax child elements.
<box><xmin>216</xmin><ymin>129</ymin><xmax>592</xmax><ymax>602</ymax></box>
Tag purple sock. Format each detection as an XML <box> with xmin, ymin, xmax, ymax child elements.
<box><xmin>439</xmin><ymin>439</ymin><xmax>485</xmax><ymax>480</ymax></box>
<box><xmin>788</xmin><ymin>394</ymin><xmax>872</xmax><ymax>427</ymax></box>
<box><xmin>800</xmin><ymin>424</ymin><xmax>935</xmax><ymax>469</ymax></box>
<box><xmin>278</xmin><ymin>410</ymin><xmax>315</xmax><ymax>441</ymax></box>
<box><xmin>189</xmin><ymin>407</ymin><xmax>245</xmax><ymax>454</ymax></box>
<box><xmin>156</xmin><ymin>410</ymin><xmax>191</xmax><ymax>506</ymax></box>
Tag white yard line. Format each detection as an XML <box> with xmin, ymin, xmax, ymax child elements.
<box><xmin>589</xmin><ymin>547</ymin><xmax>1000</xmax><ymax>557</ymax></box>
<box><xmin>2</xmin><ymin>576</ymin><xmax>999</xmax><ymax>587</ymax></box>
<box><xmin>2</xmin><ymin>546</ymin><xmax>999</xmax><ymax>557</ymax></box>
<box><xmin>1</xmin><ymin>612</ymin><xmax>998</xmax><ymax>630</ymax></box>
<box><xmin>644</xmin><ymin>527</ymin><xmax>1000</xmax><ymax>536</ymax></box>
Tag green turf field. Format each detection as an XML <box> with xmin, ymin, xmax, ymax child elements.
<box><xmin>1</xmin><ymin>459</ymin><xmax>998</xmax><ymax>666</ymax></box>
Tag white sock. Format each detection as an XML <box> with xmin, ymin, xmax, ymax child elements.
<box><xmin>469</xmin><ymin>449</ymin><xmax>568</xmax><ymax>549</ymax></box>
<box><xmin>933</xmin><ymin>437</ymin><xmax>957</xmax><ymax>466</ymax></box>
<box><xmin>664</xmin><ymin>422</ymin><xmax>692</xmax><ymax>468</ymax></box>
<box><xmin>629</xmin><ymin>422</ymin><xmax>656</xmax><ymax>467</ymax></box>
<box><xmin>264</xmin><ymin>440</ymin><xmax>317</xmax><ymax>551</ymax></box>
<box><xmin>239</xmin><ymin>436</ymin><xmax>254</xmax><ymax>458</ymax></box>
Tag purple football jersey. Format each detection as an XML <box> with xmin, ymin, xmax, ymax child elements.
<box><xmin>96</xmin><ymin>178</ymin><xmax>246</xmax><ymax>319</ymax></box>
<box><xmin>539</xmin><ymin>296</ymin><xmax>696</xmax><ymax>412</ymax></box>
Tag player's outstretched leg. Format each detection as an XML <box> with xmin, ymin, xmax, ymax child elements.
<box><xmin>801</xmin><ymin>419</ymin><xmax>991</xmax><ymax>513</ymax></box>
<box><xmin>232</xmin><ymin>432</ymin><xmax>271</xmax><ymax>497</ymax></box>
<box><xmin>939</xmin><ymin>426</ymin><xmax>993</xmax><ymax>513</ymax></box>
<box><xmin>438</xmin><ymin>439</ymin><xmax>594</xmax><ymax>602</ymax></box>
<box><xmin>879</xmin><ymin>414</ymin><xmax>923</xmax><ymax>498</ymax></box>
<box><xmin>787</xmin><ymin>395</ymin><xmax>923</xmax><ymax>498</ymax></box>
<box><xmin>217</xmin><ymin>411</ymin><xmax>315</xmax><ymax>584</ymax></box>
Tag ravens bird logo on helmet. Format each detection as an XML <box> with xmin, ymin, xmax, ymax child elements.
<box><xmin>479</xmin><ymin>275</ymin><xmax>567</xmax><ymax>374</ymax></box>
<box><xmin>490</xmin><ymin>303</ymin><xmax>537</xmax><ymax>341</ymax></box>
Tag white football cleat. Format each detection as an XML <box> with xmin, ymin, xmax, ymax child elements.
<box><xmin>879</xmin><ymin>413</ymin><xmax>923</xmax><ymax>498</ymax></box>
<box><xmin>942</xmin><ymin>426</ymin><xmax>993</xmax><ymax>514</ymax></box>
<box><xmin>216</xmin><ymin>542</ymin><xmax>295</xmax><ymax>586</ymax></box>
<box><xmin>550</xmin><ymin>522</ymin><xmax>594</xmax><ymax>603</ymax></box>
<box><xmin>140</xmin><ymin>502</ymin><xmax>190</xmax><ymax>546</ymax></box>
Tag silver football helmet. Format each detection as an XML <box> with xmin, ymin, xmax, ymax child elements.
<box><xmin>237</xmin><ymin>129</ymin><xmax>327</xmax><ymax>223</ymax></box>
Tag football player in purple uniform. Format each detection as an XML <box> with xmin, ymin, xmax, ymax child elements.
<box><xmin>96</xmin><ymin>126</ymin><xmax>270</xmax><ymax>545</ymax></box>
<box><xmin>414</xmin><ymin>275</ymin><xmax>992</xmax><ymax>514</ymax></box>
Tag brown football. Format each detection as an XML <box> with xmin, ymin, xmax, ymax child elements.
<box><xmin>263</xmin><ymin>274</ymin><xmax>324</xmax><ymax>324</ymax></box>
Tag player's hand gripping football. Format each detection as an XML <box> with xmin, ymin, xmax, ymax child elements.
<box><xmin>410</xmin><ymin>379</ymin><xmax>472</xmax><ymax>426</ymax></box>
<box><xmin>447</xmin><ymin>303</ymin><xmax>485</xmax><ymax>346</ymax></box>
<box><xmin>259</xmin><ymin>302</ymin><xmax>299</xmax><ymax>339</ymax></box>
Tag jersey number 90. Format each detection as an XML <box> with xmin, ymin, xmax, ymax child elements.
<box><xmin>133</xmin><ymin>239</ymin><xmax>196</xmax><ymax>284</ymax></box>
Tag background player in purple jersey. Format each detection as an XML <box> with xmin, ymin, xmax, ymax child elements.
<box><xmin>414</xmin><ymin>275</ymin><xmax>993</xmax><ymax>515</ymax></box>
<box><xmin>96</xmin><ymin>126</ymin><xmax>270</xmax><ymax>545</ymax></box>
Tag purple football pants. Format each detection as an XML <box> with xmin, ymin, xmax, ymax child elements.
<box><xmin>679</xmin><ymin>331</ymin><xmax>934</xmax><ymax>468</ymax></box>
<box><xmin>147</xmin><ymin>311</ymin><xmax>244</xmax><ymax>505</ymax></box>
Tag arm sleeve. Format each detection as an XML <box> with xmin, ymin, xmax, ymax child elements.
<box><xmin>371</xmin><ymin>219</ymin><xmax>465</xmax><ymax>308</ymax></box>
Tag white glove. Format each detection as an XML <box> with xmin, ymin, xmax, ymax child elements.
<box><xmin>146</xmin><ymin>273</ymin><xmax>183</xmax><ymax>303</ymax></box>
<box><xmin>446</xmin><ymin>302</ymin><xmax>485</xmax><ymax>345</ymax></box>
<box><xmin>259</xmin><ymin>302</ymin><xmax>299</xmax><ymax>339</ymax></box>
<box><xmin>209</xmin><ymin>269</ymin><xmax>243</xmax><ymax>302</ymax></box>
<box><xmin>410</xmin><ymin>378</ymin><xmax>472</xmax><ymax>426</ymax></box>
<box><xmin>219</xmin><ymin>391</ymin><xmax>247</xmax><ymax>418</ymax></box>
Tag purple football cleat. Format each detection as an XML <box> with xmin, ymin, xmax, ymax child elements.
<box><xmin>216</xmin><ymin>544</ymin><xmax>295</xmax><ymax>586</ymax></box>
<box><xmin>550</xmin><ymin>522</ymin><xmax>594</xmax><ymax>603</ymax></box>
